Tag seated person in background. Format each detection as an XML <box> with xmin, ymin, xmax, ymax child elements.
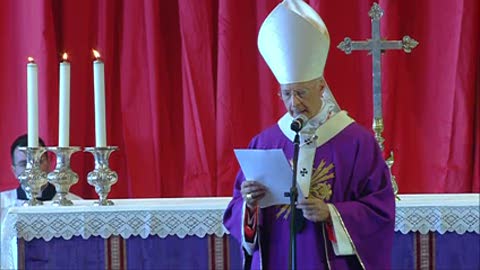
<box><xmin>0</xmin><ymin>134</ymin><xmax>82</xmax><ymax>211</ymax></box>
<box><xmin>11</xmin><ymin>135</ymin><xmax>56</xmax><ymax>201</ymax></box>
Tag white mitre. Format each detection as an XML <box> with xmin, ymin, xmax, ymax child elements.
<box><xmin>258</xmin><ymin>0</ymin><xmax>330</xmax><ymax>84</ymax></box>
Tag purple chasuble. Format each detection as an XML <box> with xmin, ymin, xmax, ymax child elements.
<box><xmin>223</xmin><ymin>122</ymin><xmax>395</xmax><ymax>270</ymax></box>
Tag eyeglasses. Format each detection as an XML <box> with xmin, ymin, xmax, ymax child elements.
<box><xmin>278</xmin><ymin>88</ymin><xmax>310</xmax><ymax>101</ymax></box>
<box><xmin>13</xmin><ymin>154</ymin><xmax>49</xmax><ymax>168</ymax></box>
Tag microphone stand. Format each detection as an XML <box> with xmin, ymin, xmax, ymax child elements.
<box><xmin>285</xmin><ymin>131</ymin><xmax>300</xmax><ymax>270</ymax></box>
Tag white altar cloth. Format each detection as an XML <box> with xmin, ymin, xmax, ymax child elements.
<box><xmin>1</xmin><ymin>194</ymin><xmax>479</xmax><ymax>269</ymax></box>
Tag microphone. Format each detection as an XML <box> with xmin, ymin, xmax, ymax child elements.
<box><xmin>290</xmin><ymin>114</ymin><xmax>308</xmax><ymax>132</ymax></box>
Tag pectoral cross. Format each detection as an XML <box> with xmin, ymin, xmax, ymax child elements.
<box><xmin>337</xmin><ymin>2</ymin><xmax>417</xmax><ymax>197</ymax></box>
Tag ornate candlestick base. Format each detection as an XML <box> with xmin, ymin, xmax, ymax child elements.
<box><xmin>372</xmin><ymin>118</ymin><xmax>386</xmax><ymax>151</ymax></box>
<box><xmin>17</xmin><ymin>147</ymin><xmax>48</xmax><ymax>206</ymax></box>
<box><xmin>386</xmin><ymin>151</ymin><xmax>400</xmax><ymax>200</ymax></box>
<box><xmin>47</xmin><ymin>147</ymin><xmax>81</xmax><ymax>206</ymax></box>
<box><xmin>85</xmin><ymin>146</ymin><xmax>118</xmax><ymax>206</ymax></box>
<box><xmin>373</xmin><ymin>118</ymin><xmax>400</xmax><ymax>198</ymax></box>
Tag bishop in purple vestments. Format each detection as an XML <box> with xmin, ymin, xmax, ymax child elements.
<box><xmin>223</xmin><ymin>1</ymin><xmax>395</xmax><ymax>269</ymax></box>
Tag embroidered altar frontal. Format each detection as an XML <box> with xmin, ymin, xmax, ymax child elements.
<box><xmin>15</xmin><ymin>235</ymin><xmax>239</xmax><ymax>270</ymax></box>
<box><xmin>2</xmin><ymin>195</ymin><xmax>479</xmax><ymax>270</ymax></box>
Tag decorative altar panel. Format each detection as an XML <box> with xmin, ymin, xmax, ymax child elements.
<box><xmin>1</xmin><ymin>194</ymin><xmax>479</xmax><ymax>270</ymax></box>
<box><xmin>14</xmin><ymin>235</ymin><xmax>241</xmax><ymax>270</ymax></box>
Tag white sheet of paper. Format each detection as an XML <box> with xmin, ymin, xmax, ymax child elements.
<box><xmin>234</xmin><ymin>149</ymin><xmax>302</xmax><ymax>208</ymax></box>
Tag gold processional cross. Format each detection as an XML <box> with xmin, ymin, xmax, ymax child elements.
<box><xmin>337</xmin><ymin>2</ymin><xmax>419</xmax><ymax>198</ymax></box>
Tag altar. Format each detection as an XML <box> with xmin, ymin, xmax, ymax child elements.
<box><xmin>1</xmin><ymin>194</ymin><xmax>479</xmax><ymax>270</ymax></box>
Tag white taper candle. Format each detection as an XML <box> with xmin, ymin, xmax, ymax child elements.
<box><xmin>27</xmin><ymin>57</ymin><xmax>39</xmax><ymax>147</ymax></box>
<box><xmin>59</xmin><ymin>53</ymin><xmax>71</xmax><ymax>147</ymax></box>
<box><xmin>93</xmin><ymin>50</ymin><xmax>107</xmax><ymax>147</ymax></box>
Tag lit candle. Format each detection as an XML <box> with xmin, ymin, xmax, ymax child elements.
<box><xmin>92</xmin><ymin>49</ymin><xmax>107</xmax><ymax>147</ymax></box>
<box><xmin>59</xmin><ymin>53</ymin><xmax>71</xmax><ymax>147</ymax></box>
<box><xmin>27</xmin><ymin>57</ymin><xmax>39</xmax><ymax>147</ymax></box>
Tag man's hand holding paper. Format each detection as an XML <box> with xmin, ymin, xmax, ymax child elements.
<box><xmin>240</xmin><ymin>181</ymin><xmax>267</xmax><ymax>209</ymax></box>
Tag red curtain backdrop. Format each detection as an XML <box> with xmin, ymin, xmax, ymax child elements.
<box><xmin>0</xmin><ymin>0</ymin><xmax>478</xmax><ymax>198</ymax></box>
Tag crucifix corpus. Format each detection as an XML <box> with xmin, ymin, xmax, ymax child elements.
<box><xmin>337</xmin><ymin>2</ymin><xmax>419</xmax><ymax>197</ymax></box>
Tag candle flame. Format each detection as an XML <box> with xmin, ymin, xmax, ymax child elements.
<box><xmin>92</xmin><ymin>49</ymin><xmax>101</xmax><ymax>59</ymax></box>
<box><xmin>62</xmin><ymin>52</ymin><xmax>68</xmax><ymax>61</ymax></box>
<box><xmin>27</xmin><ymin>57</ymin><xmax>35</xmax><ymax>63</ymax></box>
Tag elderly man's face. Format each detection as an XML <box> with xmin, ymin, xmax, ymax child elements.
<box><xmin>279</xmin><ymin>78</ymin><xmax>325</xmax><ymax>119</ymax></box>
<box><xmin>11</xmin><ymin>147</ymin><xmax>50</xmax><ymax>178</ymax></box>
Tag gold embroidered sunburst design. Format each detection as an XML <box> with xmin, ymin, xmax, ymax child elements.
<box><xmin>276</xmin><ymin>159</ymin><xmax>334</xmax><ymax>220</ymax></box>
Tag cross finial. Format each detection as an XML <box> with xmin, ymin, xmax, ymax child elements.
<box><xmin>368</xmin><ymin>3</ymin><xmax>384</xmax><ymax>20</ymax></box>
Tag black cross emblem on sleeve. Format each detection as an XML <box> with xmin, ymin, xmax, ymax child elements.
<box><xmin>300</xmin><ymin>168</ymin><xmax>308</xmax><ymax>177</ymax></box>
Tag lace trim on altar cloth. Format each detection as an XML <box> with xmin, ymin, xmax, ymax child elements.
<box><xmin>395</xmin><ymin>205</ymin><xmax>479</xmax><ymax>234</ymax></box>
<box><xmin>2</xmin><ymin>195</ymin><xmax>478</xmax><ymax>242</ymax></box>
<box><xmin>6</xmin><ymin>205</ymin><xmax>476</xmax><ymax>241</ymax></box>
<box><xmin>395</xmin><ymin>193</ymin><xmax>479</xmax><ymax>234</ymax></box>
<box><xmin>4</xmin><ymin>209</ymin><xmax>228</xmax><ymax>241</ymax></box>
<box><xmin>2</xmin><ymin>203</ymin><xmax>229</xmax><ymax>242</ymax></box>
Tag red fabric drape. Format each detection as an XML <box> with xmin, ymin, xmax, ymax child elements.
<box><xmin>0</xmin><ymin>0</ymin><xmax>478</xmax><ymax>198</ymax></box>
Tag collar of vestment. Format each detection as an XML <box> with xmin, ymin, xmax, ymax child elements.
<box><xmin>277</xmin><ymin>110</ymin><xmax>355</xmax><ymax>197</ymax></box>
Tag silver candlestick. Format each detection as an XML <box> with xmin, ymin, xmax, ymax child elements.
<box><xmin>17</xmin><ymin>147</ymin><xmax>48</xmax><ymax>206</ymax></box>
<box><xmin>47</xmin><ymin>147</ymin><xmax>81</xmax><ymax>206</ymax></box>
<box><xmin>84</xmin><ymin>146</ymin><xmax>118</xmax><ymax>206</ymax></box>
